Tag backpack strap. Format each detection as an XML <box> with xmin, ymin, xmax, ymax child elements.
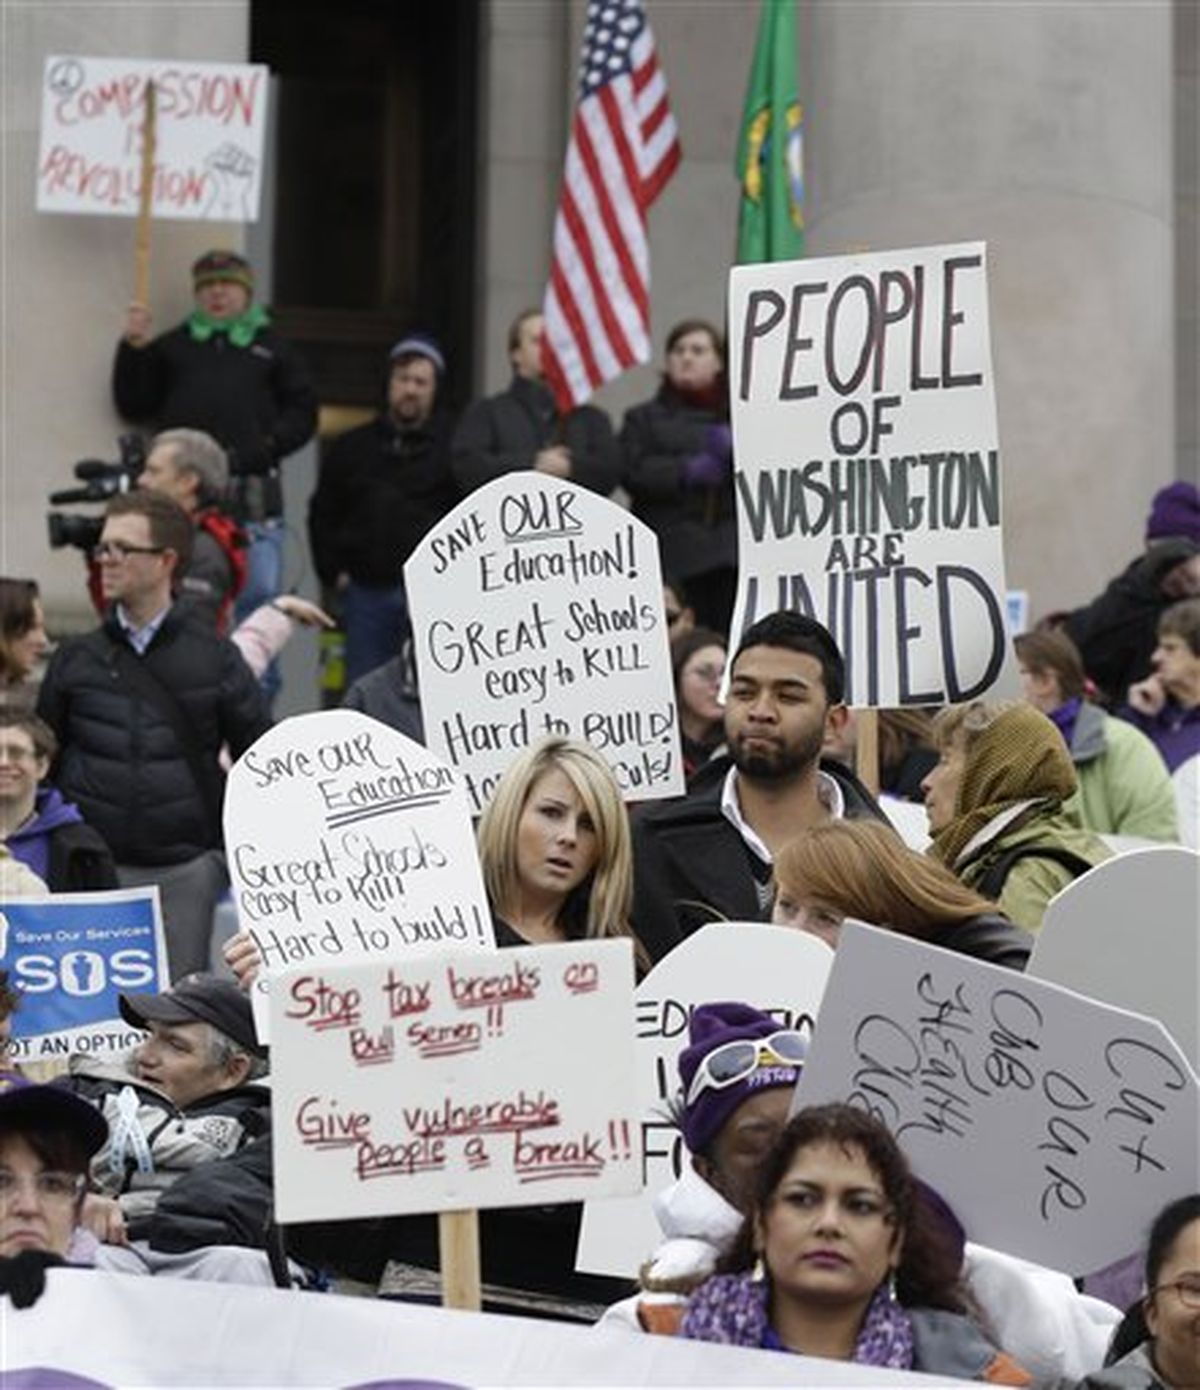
<box><xmin>976</xmin><ymin>843</ymin><xmax>1095</xmax><ymax>902</ymax></box>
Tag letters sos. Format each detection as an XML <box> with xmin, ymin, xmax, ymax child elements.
<box><xmin>11</xmin><ymin>949</ymin><xmax>155</xmax><ymax>996</ymax></box>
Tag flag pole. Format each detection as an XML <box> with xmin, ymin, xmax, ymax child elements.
<box><xmin>855</xmin><ymin>709</ymin><xmax>881</xmax><ymax>797</ymax></box>
<box><xmin>133</xmin><ymin>80</ymin><xmax>157</xmax><ymax>306</ymax></box>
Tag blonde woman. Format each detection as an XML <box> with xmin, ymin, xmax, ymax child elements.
<box><xmin>771</xmin><ymin>819</ymin><xmax>1031</xmax><ymax>969</ymax></box>
<box><xmin>476</xmin><ymin>736</ymin><xmax>650</xmax><ymax>971</ymax></box>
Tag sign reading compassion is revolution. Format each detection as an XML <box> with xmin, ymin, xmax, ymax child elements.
<box><xmin>37</xmin><ymin>55</ymin><xmax>268</xmax><ymax>220</ymax></box>
<box><xmin>728</xmin><ymin>242</ymin><xmax>1011</xmax><ymax>707</ymax></box>
<box><xmin>224</xmin><ymin>711</ymin><xmax>493</xmax><ymax>1042</ymax></box>
<box><xmin>270</xmin><ymin>939</ymin><xmax>639</xmax><ymax>1221</ymax></box>
<box><xmin>406</xmin><ymin>474</ymin><xmax>684</xmax><ymax>815</ymax></box>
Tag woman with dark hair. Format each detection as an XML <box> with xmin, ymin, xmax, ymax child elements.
<box><xmin>670</xmin><ymin>626</ymin><xmax>727</xmax><ymax>781</ymax></box>
<box><xmin>1015</xmin><ymin>628</ymin><xmax>1177</xmax><ymax>841</ymax></box>
<box><xmin>1081</xmin><ymin>1194</ymin><xmax>1200</xmax><ymax>1389</ymax></box>
<box><xmin>620</xmin><ymin>320</ymin><xmax>735</xmax><ymax>631</ymax></box>
<box><xmin>680</xmin><ymin>1105</ymin><xmax>1030</xmax><ymax>1382</ymax></box>
<box><xmin>772</xmin><ymin>820</ymin><xmax>1032</xmax><ymax>969</ymax></box>
<box><xmin>0</xmin><ymin>578</ymin><xmax>49</xmax><ymax>699</ymax></box>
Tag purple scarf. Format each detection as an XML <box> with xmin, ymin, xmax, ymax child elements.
<box><xmin>680</xmin><ymin>1274</ymin><xmax>915</xmax><ymax>1369</ymax></box>
<box><xmin>1049</xmin><ymin>696</ymin><xmax>1083</xmax><ymax>750</ymax></box>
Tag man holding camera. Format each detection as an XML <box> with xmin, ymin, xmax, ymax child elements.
<box><xmin>37</xmin><ymin>491</ymin><xmax>270</xmax><ymax>979</ymax></box>
<box><xmin>138</xmin><ymin>428</ymin><xmax>246</xmax><ymax>632</ymax></box>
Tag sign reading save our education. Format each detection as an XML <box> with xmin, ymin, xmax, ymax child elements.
<box><xmin>0</xmin><ymin>889</ymin><xmax>167</xmax><ymax>1061</ymax></box>
<box><xmin>270</xmin><ymin>939</ymin><xmax>640</xmax><ymax>1222</ymax></box>
<box><xmin>37</xmin><ymin>56</ymin><xmax>268</xmax><ymax>220</ymax></box>
<box><xmin>224</xmin><ymin>711</ymin><xmax>493</xmax><ymax>1042</ymax></box>
<box><xmin>728</xmin><ymin>242</ymin><xmax>1011</xmax><ymax>706</ymax></box>
<box><xmin>406</xmin><ymin>474</ymin><xmax>684</xmax><ymax>815</ymax></box>
<box><xmin>576</xmin><ymin>923</ymin><xmax>833</xmax><ymax>1279</ymax></box>
<box><xmin>795</xmin><ymin>924</ymin><xmax>1199</xmax><ymax>1274</ymax></box>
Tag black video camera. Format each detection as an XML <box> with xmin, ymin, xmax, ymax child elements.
<box><xmin>46</xmin><ymin>434</ymin><xmax>146</xmax><ymax>552</ymax></box>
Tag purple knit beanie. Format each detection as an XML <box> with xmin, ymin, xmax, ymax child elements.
<box><xmin>1146</xmin><ymin>482</ymin><xmax>1200</xmax><ymax>544</ymax></box>
<box><xmin>678</xmin><ymin>1001</ymin><xmax>804</xmax><ymax>1155</ymax></box>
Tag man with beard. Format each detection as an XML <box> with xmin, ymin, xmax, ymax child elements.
<box><xmin>630</xmin><ymin>611</ymin><xmax>885</xmax><ymax>959</ymax></box>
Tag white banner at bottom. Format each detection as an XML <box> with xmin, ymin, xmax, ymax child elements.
<box><xmin>3</xmin><ymin>1268</ymin><xmax>969</xmax><ymax>1387</ymax></box>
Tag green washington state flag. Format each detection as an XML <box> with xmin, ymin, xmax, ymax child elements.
<box><xmin>735</xmin><ymin>0</ymin><xmax>805</xmax><ymax>263</ymax></box>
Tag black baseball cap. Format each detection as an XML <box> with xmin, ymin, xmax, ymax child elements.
<box><xmin>120</xmin><ymin>973</ymin><xmax>263</xmax><ymax>1057</ymax></box>
<box><xmin>0</xmin><ymin>1072</ymin><xmax>109</xmax><ymax>1158</ymax></box>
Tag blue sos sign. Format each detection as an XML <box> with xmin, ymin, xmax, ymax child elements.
<box><xmin>0</xmin><ymin>889</ymin><xmax>168</xmax><ymax>1045</ymax></box>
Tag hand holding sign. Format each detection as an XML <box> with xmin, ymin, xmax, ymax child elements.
<box><xmin>224</xmin><ymin>711</ymin><xmax>493</xmax><ymax>1041</ymax></box>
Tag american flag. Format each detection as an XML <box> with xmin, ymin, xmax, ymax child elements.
<box><xmin>541</xmin><ymin>0</ymin><xmax>681</xmax><ymax>413</ymax></box>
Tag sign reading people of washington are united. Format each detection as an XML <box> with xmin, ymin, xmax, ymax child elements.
<box><xmin>37</xmin><ymin>56</ymin><xmax>268</xmax><ymax>220</ymax></box>
<box><xmin>728</xmin><ymin>242</ymin><xmax>1011</xmax><ymax>707</ymax></box>
<box><xmin>406</xmin><ymin>474</ymin><xmax>684</xmax><ymax>814</ymax></box>
<box><xmin>224</xmin><ymin>711</ymin><xmax>494</xmax><ymax>1042</ymax></box>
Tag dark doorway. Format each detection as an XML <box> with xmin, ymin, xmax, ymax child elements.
<box><xmin>252</xmin><ymin>0</ymin><xmax>478</xmax><ymax>412</ymax></box>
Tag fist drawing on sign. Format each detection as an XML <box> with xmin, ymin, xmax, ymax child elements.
<box><xmin>203</xmin><ymin>143</ymin><xmax>257</xmax><ymax>221</ymax></box>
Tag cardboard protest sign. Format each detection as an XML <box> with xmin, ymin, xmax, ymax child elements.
<box><xmin>38</xmin><ymin>56</ymin><xmax>268</xmax><ymax>220</ymax></box>
<box><xmin>405</xmin><ymin>473</ymin><xmax>684</xmax><ymax>814</ymax></box>
<box><xmin>1030</xmin><ymin>846</ymin><xmax>1199</xmax><ymax>1070</ymax></box>
<box><xmin>728</xmin><ymin>242</ymin><xmax>1011</xmax><ymax>706</ymax></box>
<box><xmin>577</xmin><ymin>923</ymin><xmax>833</xmax><ymax>1277</ymax></box>
<box><xmin>796</xmin><ymin>924</ymin><xmax>1200</xmax><ymax>1274</ymax></box>
<box><xmin>270</xmin><ymin>939</ymin><xmax>639</xmax><ymax>1222</ymax></box>
<box><xmin>224</xmin><ymin>711</ymin><xmax>493</xmax><ymax>1040</ymax></box>
<box><xmin>0</xmin><ymin>888</ymin><xmax>167</xmax><ymax>1061</ymax></box>
<box><xmin>9</xmin><ymin>1270</ymin><xmax>954</xmax><ymax>1389</ymax></box>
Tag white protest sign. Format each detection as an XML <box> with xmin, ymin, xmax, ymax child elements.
<box><xmin>224</xmin><ymin>711</ymin><xmax>493</xmax><ymax>1041</ymax></box>
<box><xmin>10</xmin><ymin>1269</ymin><xmax>957</xmax><ymax>1388</ymax></box>
<box><xmin>576</xmin><ymin>923</ymin><xmax>833</xmax><ymax>1278</ymax></box>
<box><xmin>0</xmin><ymin>888</ymin><xmax>167</xmax><ymax>1062</ymax></box>
<box><xmin>270</xmin><ymin>939</ymin><xmax>639</xmax><ymax>1222</ymax></box>
<box><xmin>795</xmin><ymin>924</ymin><xmax>1200</xmax><ymax>1274</ymax></box>
<box><xmin>1030</xmin><ymin>846</ymin><xmax>1200</xmax><ymax>1070</ymax></box>
<box><xmin>38</xmin><ymin>56</ymin><xmax>268</xmax><ymax>220</ymax></box>
<box><xmin>405</xmin><ymin>473</ymin><xmax>684</xmax><ymax>815</ymax></box>
<box><xmin>728</xmin><ymin>242</ymin><xmax>1012</xmax><ymax>706</ymax></box>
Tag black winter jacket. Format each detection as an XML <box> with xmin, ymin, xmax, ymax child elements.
<box><xmin>309</xmin><ymin>413</ymin><xmax>458</xmax><ymax>587</ymax></box>
<box><xmin>36</xmin><ymin>608</ymin><xmax>271</xmax><ymax>866</ymax></box>
<box><xmin>620</xmin><ymin>384</ymin><xmax>735</xmax><ymax>580</ymax></box>
<box><xmin>927</xmin><ymin>912</ymin><xmax>1032</xmax><ymax>971</ymax></box>
<box><xmin>1064</xmin><ymin>540</ymin><xmax>1197</xmax><ymax>704</ymax></box>
<box><xmin>46</xmin><ymin>822</ymin><xmax>120</xmax><ymax>892</ymax></box>
<box><xmin>630</xmin><ymin>756</ymin><xmax>887</xmax><ymax>960</ymax></box>
<box><xmin>451</xmin><ymin>375</ymin><xmax>620</xmax><ymax>497</ymax></box>
<box><xmin>112</xmin><ymin>322</ymin><xmax>318</xmax><ymax>476</ymax></box>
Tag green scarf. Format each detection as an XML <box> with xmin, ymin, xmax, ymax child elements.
<box><xmin>187</xmin><ymin>302</ymin><xmax>270</xmax><ymax>349</ymax></box>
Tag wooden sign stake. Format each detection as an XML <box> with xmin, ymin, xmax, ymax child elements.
<box><xmin>439</xmin><ymin>1208</ymin><xmax>482</xmax><ymax>1311</ymax></box>
<box><xmin>855</xmin><ymin>708</ymin><xmax>881</xmax><ymax>797</ymax></box>
<box><xmin>132</xmin><ymin>80</ymin><xmax>157</xmax><ymax>306</ymax></box>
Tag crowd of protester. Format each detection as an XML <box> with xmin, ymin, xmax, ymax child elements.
<box><xmin>1</xmin><ymin>248</ymin><xmax>1197</xmax><ymax>1386</ymax></box>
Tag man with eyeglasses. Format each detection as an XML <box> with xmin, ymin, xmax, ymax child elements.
<box><xmin>37</xmin><ymin>490</ymin><xmax>270</xmax><ymax>978</ymax></box>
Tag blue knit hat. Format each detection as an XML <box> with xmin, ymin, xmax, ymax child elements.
<box><xmin>389</xmin><ymin>332</ymin><xmax>446</xmax><ymax>377</ymax></box>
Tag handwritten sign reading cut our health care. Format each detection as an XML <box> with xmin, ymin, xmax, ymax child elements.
<box><xmin>38</xmin><ymin>56</ymin><xmax>268</xmax><ymax>220</ymax></box>
<box><xmin>405</xmin><ymin>474</ymin><xmax>684</xmax><ymax>815</ymax></box>
<box><xmin>576</xmin><ymin>924</ymin><xmax>832</xmax><ymax>1279</ymax></box>
<box><xmin>270</xmin><ymin>939</ymin><xmax>640</xmax><ymax>1222</ymax></box>
<box><xmin>795</xmin><ymin>925</ymin><xmax>1200</xmax><ymax>1274</ymax></box>
<box><xmin>224</xmin><ymin>711</ymin><xmax>493</xmax><ymax>1041</ymax></box>
<box><xmin>728</xmin><ymin>242</ymin><xmax>1011</xmax><ymax>706</ymax></box>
